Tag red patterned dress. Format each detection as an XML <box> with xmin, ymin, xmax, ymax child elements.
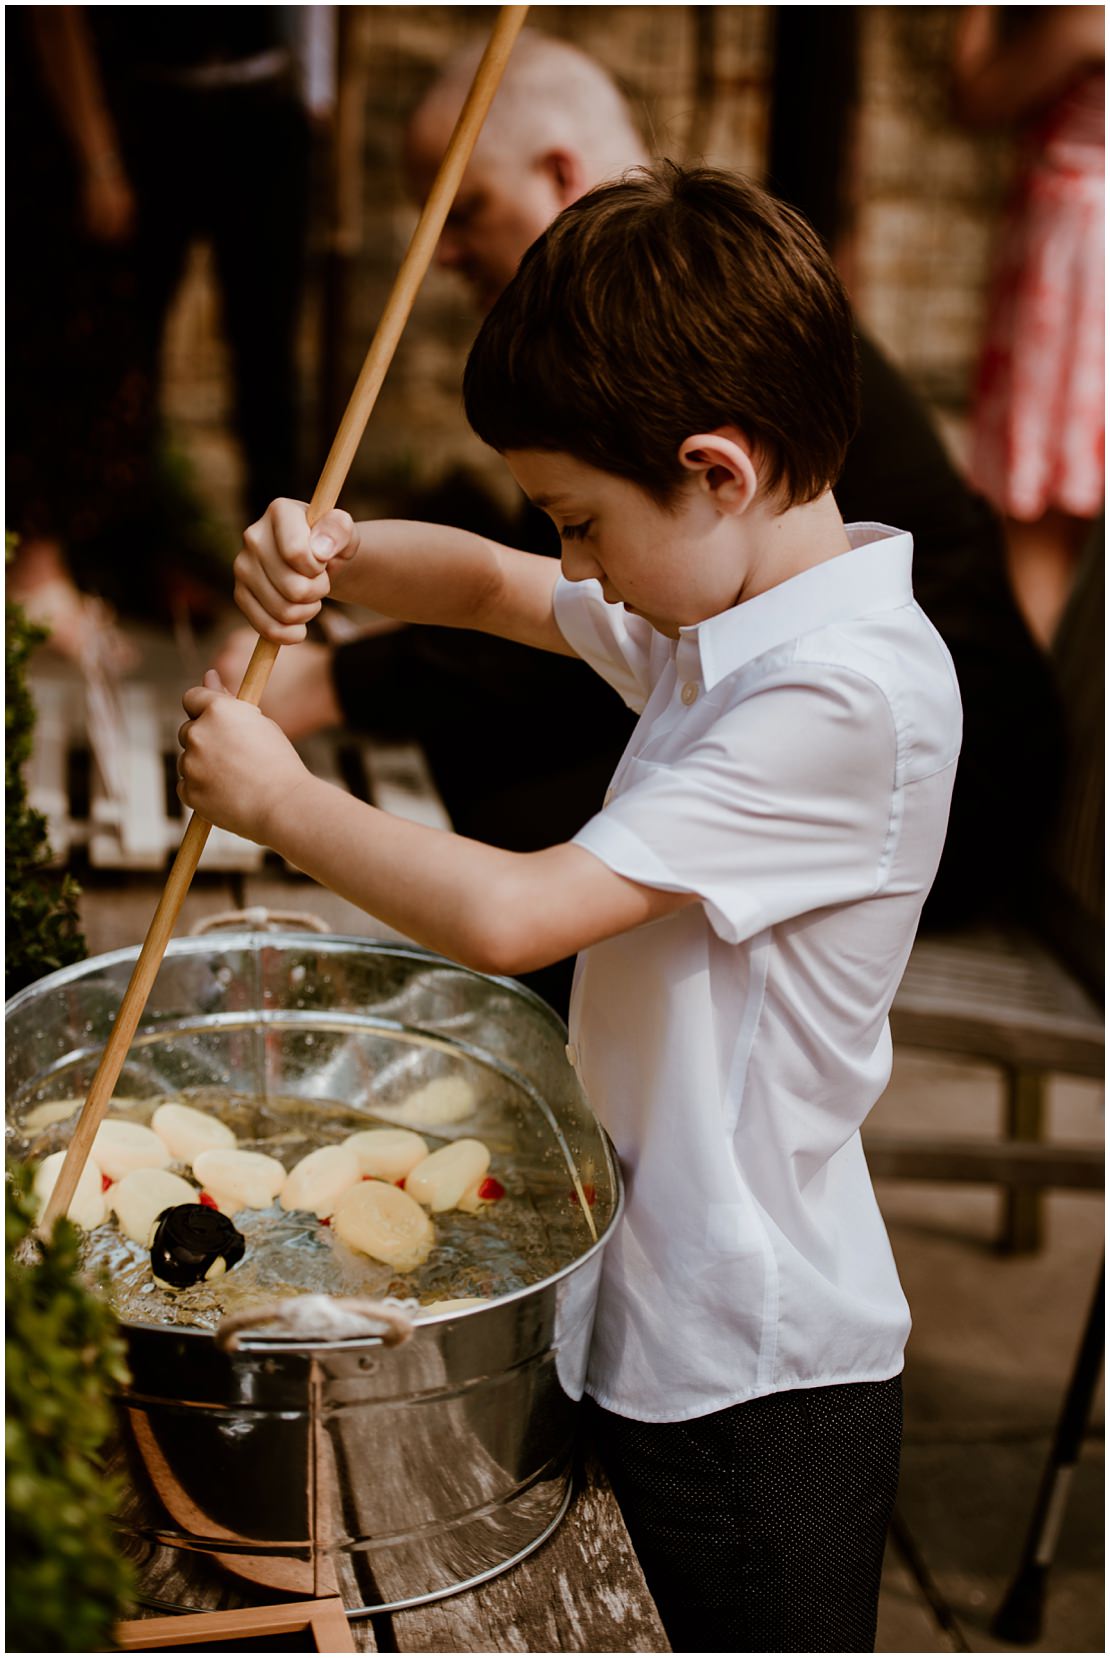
<box><xmin>969</xmin><ymin>69</ymin><xmax>1104</xmax><ymax>521</ymax></box>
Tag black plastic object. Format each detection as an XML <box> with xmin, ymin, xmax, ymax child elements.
<box><xmin>150</xmin><ymin>1204</ymin><xmax>246</xmax><ymax>1289</ymax></box>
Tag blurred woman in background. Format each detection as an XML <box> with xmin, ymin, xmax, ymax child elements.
<box><xmin>954</xmin><ymin>4</ymin><xmax>1104</xmax><ymax>648</ymax></box>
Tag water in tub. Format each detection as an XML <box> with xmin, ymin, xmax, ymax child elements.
<box><xmin>13</xmin><ymin>1042</ymin><xmax>607</xmax><ymax>1334</ymax></box>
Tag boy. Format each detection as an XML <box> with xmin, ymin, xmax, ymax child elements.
<box><xmin>180</xmin><ymin>163</ymin><xmax>962</xmax><ymax>1652</ymax></box>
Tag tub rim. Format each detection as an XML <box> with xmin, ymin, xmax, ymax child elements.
<box><xmin>7</xmin><ymin>929</ymin><xmax>624</xmax><ymax>1353</ymax></box>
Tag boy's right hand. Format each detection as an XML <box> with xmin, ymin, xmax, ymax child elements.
<box><xmin>234</xmin><ymin>499</ymin><xmax>359</xmax><ymax>643</ymax></box>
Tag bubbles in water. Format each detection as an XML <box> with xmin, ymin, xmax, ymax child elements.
<box><xmin>78</xmin><ymin>1087</ymin><xmax>598</xmax><ymax>1335</ymax></box>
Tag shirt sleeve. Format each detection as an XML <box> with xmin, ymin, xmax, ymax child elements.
<box><xmin>553</xmin><ymin>575</ymin><xmax>664</xmax><ymax>714</ymax></box>
<box><xmin>571</xmin><ymin>668</ymin><xmax>900</xmax><ymax>945</ymax></box>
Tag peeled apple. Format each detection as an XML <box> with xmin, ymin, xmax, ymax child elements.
<box><xmin>33</xmin><ymin>1150</ymin><xmax>107</xmax><ymax>1230</ymax></box>
<box><xmin>280</xmin><ymin>1145</ymin><xmax>361</xmax><ymax>1219</ymax></box>
<box><xmin>151</xmin><ymin>1102</ymin><xmax>236</xmax><ymax>1161</ymax></box>
<box><xmin>111</xmin><ymin>1167</ymin><xmax>198</xmax><ymax>1245</ymax></box>
<box><xmin>406</xmin><ymin>1139</ymin><xmax>491</xmax><ymax>1213</ymax></box>
<box><xmin>192</xmin><ymin>1148</ymin><xmax>286</xmax><ymax>1213</ymax></box>
<box><xmin>92</xmin><ymin>1118</ymin><xmax>171</xmax><ymax>1180</ymax></box>
<box><xmin>331</xmin><ymin>1180</ymin><xmax>435</xmax><ymax>1271</ymax></box>
<box><xmin>391</xmin><ymin>1075</ymin><xmax>476</xmax><ymax>1126</ymax></box>
<box><xmin>343</xmin><ymin>1127</ymin><xmax>428</xmax><ymax>1182</ymax></box>
<box><xmin>23</xmin><ymin>1099</ymin><xmax>81</xmax><ymax>1133</ymax></box>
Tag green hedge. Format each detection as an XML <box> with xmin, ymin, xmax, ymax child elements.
<box><xmin>5</xmin><ymin>560</ymin><xmax>86</xmax><ymax>999</ymax></box>
<box><xmin>6</xmin><ymin>1169</ymin><xmax>136</xmax><ymax>1650</ymax></box>
<box><xmin>7</xmin><ymin>544</ymin><xmax>134</xmax><ymax>1647</ymax></box>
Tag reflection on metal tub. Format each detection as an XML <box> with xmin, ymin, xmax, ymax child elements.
<box><xmin>6</xmin><ymin>933</ymin><xmax>622</xmax><ymax>1612</ymax></box>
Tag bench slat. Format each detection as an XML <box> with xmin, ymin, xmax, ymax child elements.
<box><xmin>892</xmin><ymin>927</ymin><xmax>1103</xmax><ymax>1077</ymax></box>
<box><xmin>865</xmin><ymin>1135</ymin><xmax>1103</xmax><ymax>1188</ymax></box>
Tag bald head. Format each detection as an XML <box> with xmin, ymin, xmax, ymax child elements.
<box><xmin>405</xmin><ymin>30</ymin><xmax>651</xmax><ymax>312</ymax></box>
<box><xmin>410</xmin><ymin>31</ymin><xmax>648</xmax><ymax>180</ymax></box>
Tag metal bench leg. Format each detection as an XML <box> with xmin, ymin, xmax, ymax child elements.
<box><xmin>991</xmin><ymin>1260</ymin><xmax>1104</xmax><ymax>1643</ymax></box>
<box><xmin>1001</xmin><ymin>1069</ymin><xmax>1045</xmax><ymax>1253</ymax></box>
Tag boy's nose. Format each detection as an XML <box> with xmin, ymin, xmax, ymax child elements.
<box><xmin>561</xmin><ymin>546</ymin><xmax>602</xmax><ymax>583</ymax></box>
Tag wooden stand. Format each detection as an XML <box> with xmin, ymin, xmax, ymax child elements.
<box><xmin>115</xmin><ymin>1596</ymin><xmax>355</xmax><ymax>1651</ymax></box>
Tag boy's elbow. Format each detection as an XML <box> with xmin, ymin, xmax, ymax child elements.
<box><xmin>456</xmin><ymin>878</ymin><xmax>558</xmax><ymax>979</ymax></box>
<box><xmin>459</xmin><ymin>918</ymin><xmax>543</xmax><ymax>981</ymax></box>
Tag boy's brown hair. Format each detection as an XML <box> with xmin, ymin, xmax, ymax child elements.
<box><xmin>463</xmin><ymin>162</ymin><xmax>859</xmax><ymax>508</ymax></box>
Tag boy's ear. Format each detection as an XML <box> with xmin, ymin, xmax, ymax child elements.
<box><xmin>678</xmin><ymin>429</ymin><xmax>759</xmax><ymax>514</ymax></box>
<box><xmin>537</xmin><ymin>147</ymin><xmax>587</xmax><ymax>207</ymax></box>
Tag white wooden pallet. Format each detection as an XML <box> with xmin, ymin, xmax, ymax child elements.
<box><xmin>27</xmin><ymin>671</ymin><xmax>451</xmax><ymax>873</ymax></box>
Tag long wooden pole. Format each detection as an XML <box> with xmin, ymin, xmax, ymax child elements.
<box><xmin>39</xmin><ymin>5</ymin><xmax>529</xmax><ymax>1238</ymax></box>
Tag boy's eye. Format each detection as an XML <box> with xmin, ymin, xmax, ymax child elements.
<box><xmin>560</xmin><ymin>520</ymin><xmax>594</xmax><ymax>542</ymax></box>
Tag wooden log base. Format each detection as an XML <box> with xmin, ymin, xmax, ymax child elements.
<box><xmin>112</xmin><ymin>1443</ymin><xmax>669</xmax><ymax>1653</ymax></box>
<box><xmin>115</xmin><ymin>1596</ymin><xmax>355</xmax><ymax>1652</ymax></box>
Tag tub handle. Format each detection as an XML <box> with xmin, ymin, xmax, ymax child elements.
<box><xmin>190</xmin><ymin>907</ymin><xmax>331</xmax><ymax>936</ymax></box>
<box><xmin>216</xmin><ymin>1295</ymin><xmax>415</xmax><ymax>1352</ymax></box>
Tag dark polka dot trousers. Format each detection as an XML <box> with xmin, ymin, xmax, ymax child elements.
<box><xmin>585</xmin><ymin>1374</ymin><xmax>903</xmax><ymax>1653</ymax></box>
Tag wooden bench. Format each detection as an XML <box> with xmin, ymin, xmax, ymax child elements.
<box><xmin>873</xmin><ymin>529</ymin><xmax>1104</xmax><ymax>1250</ymax></box>
<box><xmin>27</xmin><ymin>626</ymin><xmax>451</xmax><ymax>876</ymax></box>
<box><xmin>113</xmin><ymin>1445</ymin><xmax>670</xmax><ymax>1653</ymax></box>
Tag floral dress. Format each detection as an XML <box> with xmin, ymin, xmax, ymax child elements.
<box><xmin>969</xmin><ymin>69</ymin><xmax>1104</xmax><ymax>521</ymax></box>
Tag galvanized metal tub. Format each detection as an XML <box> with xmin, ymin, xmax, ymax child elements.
<box><xmin>6</xmin><ymin>931</ymin><xmax>621</xmax><ymax>1614</ymax></box>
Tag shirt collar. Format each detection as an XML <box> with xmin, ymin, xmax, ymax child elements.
<box><xmin>680</xmin><ymin>523</ymin><xmax>915</xmax><ymax>690</ymax></box>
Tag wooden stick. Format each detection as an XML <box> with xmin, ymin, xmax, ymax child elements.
<box><xmin>38</xmin><ymin>5</ymin><xmax>529</xmax><ymax>1239</ymax></box>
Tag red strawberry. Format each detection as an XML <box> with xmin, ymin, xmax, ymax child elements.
<box><xmin>477</xmin><ymin>1176</ymin><xmax>505</xmax><ymax>1202</ymax></box>
<box><xmin>570</xmin><ymin>1183</ymin><xmax>597</xmax><ymax>1209</ymax></box>
<box><xmin>320</xmin><ymin>1215</ymin><xmax>332</xmax><ymax>1227</ymax></box>
<box><xmin>394</xmin><ymin>1178</ymin><xmax>407</xmax><ymax>1189</ymax></box>
<box><xmin>198</xmin><ymin>1190</ymin><xmax>218</xmax><ymax>1209</ymax></box>
<box><xmin>101</xmin><ymin>1174</ymin><xmax>113</xmax><ymax>1193</ymax></box>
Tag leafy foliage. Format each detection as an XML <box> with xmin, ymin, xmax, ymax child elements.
<box><xmin>6</xmin><ymin>548</ymin><xmax>86</xmax><ymax>998</ymax></box>
<box><xmin>6</xmin><ymin>1166</ymin><xmax>136</xmax><ymax>1650</ymax></box>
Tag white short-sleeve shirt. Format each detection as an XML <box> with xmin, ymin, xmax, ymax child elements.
<box><xmin>553</xmin><ymin>523</ymin><xmax>962</xmax><ymax>1423</ymax></box>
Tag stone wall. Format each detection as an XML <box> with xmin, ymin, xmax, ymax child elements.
<box><xmin>162</xmin><ymin>5</ymin><xmax>1015</xmax><ymax>530</ymax></box>
<box><xmin>854</xmin><ymin>5</ymin><xmax>1011</xmax><ymax>411</ymax></box>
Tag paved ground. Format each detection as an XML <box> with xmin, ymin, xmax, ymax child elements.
<box><xmin>870</xmin><ymin>1050</ymin><xmax>1104</xmax><ymax>1655</ymax></box>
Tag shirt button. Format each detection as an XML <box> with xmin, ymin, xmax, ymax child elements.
<box><xmin>565</xmin><ymin>1043</ymin><xmax>579</xmax><ymax>1068</ymax></box>
<box><xmin>681</xmin><ymin>681</ymin><xmax>698</xmax><ymax>706</ymax></box>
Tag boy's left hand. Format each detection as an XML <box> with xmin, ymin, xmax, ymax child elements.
<box><xmin>179</xmin><ymin>670</ymin><xmax>310</xmax><ymax>844</ymax></box>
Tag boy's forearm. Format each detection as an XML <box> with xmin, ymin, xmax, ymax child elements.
<box><xmin>265</xmin><ymin>775</ymin><xmax>541</xmax><ymax>974</ymax></box>
<box><xmin>176</xmin><ymin>687</ymin><xmax>695</xmax><ymax>969</ymax></box>
<box><xmin>260</xmin><ymin>777</ymin><xmax>691</xmax><ymax>977</ymax></box>
<box><xmin>324</xmin><ymin>519</ymin><xmax>570</xmax><ymax>656</ymax></box>
<box><xmin>328</xmin><ymin>520</ymin><xmax>506</xmax><ymax>628</ymax></box>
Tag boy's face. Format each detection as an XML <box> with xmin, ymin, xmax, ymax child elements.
<box><xmin>505</xmin><ymin>450</ymin><xmax>746</xmax><ymax>637</ymax></box>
